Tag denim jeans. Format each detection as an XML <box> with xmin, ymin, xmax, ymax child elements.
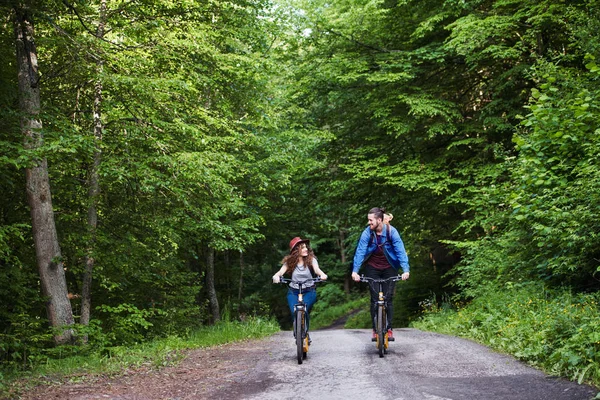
<box><xmin>287</xmin><ymin>287</ymin><xmax>317</xmax><ymax>332</ymax></box>
<box><xmin>364</xmin><ymin>265</ymin><xmax>397</xmax><ymax>331</ymax></box>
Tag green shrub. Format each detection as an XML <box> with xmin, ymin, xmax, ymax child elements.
<box><xmin>97</xmin><ymin>303</ymin><xmax>165</xmax><ymax>346</ymax></box>
<box><xmin>316</xmin><ymin>284</ymin><xmax>347</xmax><ymax>307</ymax></box>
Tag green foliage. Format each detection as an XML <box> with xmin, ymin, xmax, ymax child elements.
<box><xmin>509</xmin><ymin>60</ymin><xmax>600</xmax><ymax>283</ymax></box>
<box><xmin>452</xmin><ymin>57</ymin><xmax>600</xmax><ymax>296</ymax></box>
<box><xmin>310</xmin><ymin>296</ymin><xmax>368</xmax><ymax>330</ymax></box>
<box><xmin>0</xmin><ymin>226</ymin><xmax>50</xmax><ymax>370</ymax></box>
<box><xmin>0</xmin><ymin>314</ymin><xmax>54</xmax><ymax>371</ymax></box>
<box><xmin>343</xmin><ymin>309</ymin><xmax>371</xmax><ymax>329</ymax></box>
<box><xmin>314</xmin><ymin>284</ymin><xmax>347</xmax><ymax>307</ymax></box>
<box><xmin>97</xmin><ymin>303</ymin><xmax>164</xmax><ymax>345</ymax></box>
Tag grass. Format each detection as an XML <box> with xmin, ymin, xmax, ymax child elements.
<box><xmin>310</xmin><ymin>296</ymin><xmax>370</xmax><ymax>330</ymax></box>
<box><xmin>1</xmin><ymin>317</ymin><xmax>279</xmax><ymax>398</ymax></box>
<box><xmin>412</xmin><ymin>282</ymin><xmax>600</xmax><ymax>390</ymax></box>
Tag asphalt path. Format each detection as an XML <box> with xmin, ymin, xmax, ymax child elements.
<box><xmin>228</xmin><ymin>328</ymin><xmax>598</xmax><ymax>400</ymax></box>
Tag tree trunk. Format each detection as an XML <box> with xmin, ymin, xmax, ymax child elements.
<box><xmin>238</xmin><ymin>250</ymin><xmax>244</xmax><ymax>306</ymax></box>
<box><xmin>223</xmin><ymin>249</ymin><xmax>230</xmax><ymax>300</ymax></box>
<box><xmin>206</xmin><ymin>247</ymin><xmax>220</xmax><ymax>322</ymax></box>
<box><xmin>81</xmin><ymin>0</ymin><xmax>107</xmax><ymax>332</ymax></box>
<box><xmin>339</xmin><ymin>229</ymin><xmax>351</xmax><ymax>294</ymax></box>
<box><xmin>14</xmin><ymin>5</ymin><xmax>74</xmax><ymax>345</ymax></box>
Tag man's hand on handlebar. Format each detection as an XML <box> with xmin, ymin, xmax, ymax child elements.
<box><xmin>352</xmin><ymin>271</ymin><xmax>410</xmax><ymax>282</ymax></box>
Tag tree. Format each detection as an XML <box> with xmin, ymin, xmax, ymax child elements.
<box><xmin>13</xmin><ymin>3</ymin><xmax>74</xmax><ymax>344</ymax></box>
<box><xmin>80</xmin><ymin>0</ymin><xmax>107</xmax><ymax>334</ymax></box>
<box><xmin>205</xmin><ymin>247</ymin><xmax>220</xmax><ymax>322</ymax></box>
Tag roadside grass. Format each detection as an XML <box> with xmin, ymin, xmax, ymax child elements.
<box><xmin>412</xmin><ymin>282</ymin><xmax>600</xmax><ymax>389</ymax></box>
<box><xmin>343</xmin><ymin>308</ymin><xmax>372</xmax><ymax>329</ymax></box>
<box><xmin>310</xmin><ymin>297</ymin><xmax>370</xmax><ymax>330</ymax></box>
<box><xmin>1</xmin><ymin>317</ymin><xmax>279</xmax><ymax>398</ymax></box>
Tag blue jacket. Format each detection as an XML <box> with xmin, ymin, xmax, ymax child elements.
<box><xmin>352</xmin><ymin>224</ymin><xmax>410</xmax><ymax>274</ymax></box>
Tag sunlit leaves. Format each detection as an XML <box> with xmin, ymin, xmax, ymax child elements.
<box><xmin>505</xmin><ymin>61</ymin><xmax>600</xmax><ymax>281</ymax></box>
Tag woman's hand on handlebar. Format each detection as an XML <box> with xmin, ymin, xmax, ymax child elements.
<box><xmin>319</xmin><ymin>274</ymin><xmax>328</xmax><ymax>281</ymax></box>
<box><xmin>272</xmin><ymin>275</ymin><xmax>281</xmax><ymax>284</ymax></box>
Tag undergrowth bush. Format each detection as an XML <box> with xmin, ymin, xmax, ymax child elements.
<box><xmin>316</xmin><ymin>285</ymin><xmax>347</xmax><ymax>307</ymax></box>
<box><xmin>413</xmin><ymin>282</ymin><xmax>600</xmax><ymax>387</ymax></box>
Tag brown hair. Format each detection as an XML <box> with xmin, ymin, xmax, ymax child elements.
<box><xmin>368</xmin><ymin>207</ymin><xmax>386</xmax><ymax>220</ymax></box>
<box><xmin>280</xmin><ymin>243</ymin><xmax>315</xmax><ymax>275</ymax></box>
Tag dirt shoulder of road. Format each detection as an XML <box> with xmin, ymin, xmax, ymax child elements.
<box><xmin>9</xmin><ymin>335</ymin><xmax>282</xmax><ymax>400</ymax></box>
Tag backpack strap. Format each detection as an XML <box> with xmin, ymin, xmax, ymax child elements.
<box><xmin>367</xmin><ymin>225</ymin><xmax>392</xmax><ymax>247</ymax></box>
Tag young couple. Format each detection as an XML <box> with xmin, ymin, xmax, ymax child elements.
<box><xmin>273</xmin><ymin>207</ymin><xmax>410</xmax><ymax>341</ymax></box>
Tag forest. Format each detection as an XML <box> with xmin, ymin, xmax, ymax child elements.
<box><xmin>1</xmin><ymin>0</ymin><xmax>600</xmax><ymax>390</ymax></box>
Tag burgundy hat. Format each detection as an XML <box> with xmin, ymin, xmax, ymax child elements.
<box><xmin>289</xmin><ymin>237</ymin><xmax>310</xmax><ymax>253</ymax></box>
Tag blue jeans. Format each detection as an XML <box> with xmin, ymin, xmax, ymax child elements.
<box><xmin>287</xmin><ymin>287</ymin><xmax>317</xmax><ymax>332</ymax></box>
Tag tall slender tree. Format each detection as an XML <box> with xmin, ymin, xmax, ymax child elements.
<box><xmin>13</xmin><ymin>3</ymin><xmax>74</xmax><ymax>344</ymax></box>
<box><xmin>80</xmin><ymin>0</ymin><xmax>107</xmax><ymax>333</ymax></box>
<box><xmin>205</xmin><ymin>247</ymin><xmax>220</xmax><ymax>322</ymax></box>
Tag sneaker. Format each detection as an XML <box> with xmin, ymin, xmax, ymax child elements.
<box><xmin>387</xmin><ymin>329</ymin><xmax>395</xmax><ymax>341</ymax></box>
<box><xmin>371</xmin><ymin>330</ymin><xmax>377</xmax><ymax>342</ymax></box>
<box><xmin>307</xmin><ymin>333</ymin><xmax>312</xmax><ymax>345</ymax></box>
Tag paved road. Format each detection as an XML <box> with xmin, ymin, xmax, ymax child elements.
<box><xmin>225</xmin><ymin>328</ymin><xmax>598</xmax><ymax>400</ymax></box>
